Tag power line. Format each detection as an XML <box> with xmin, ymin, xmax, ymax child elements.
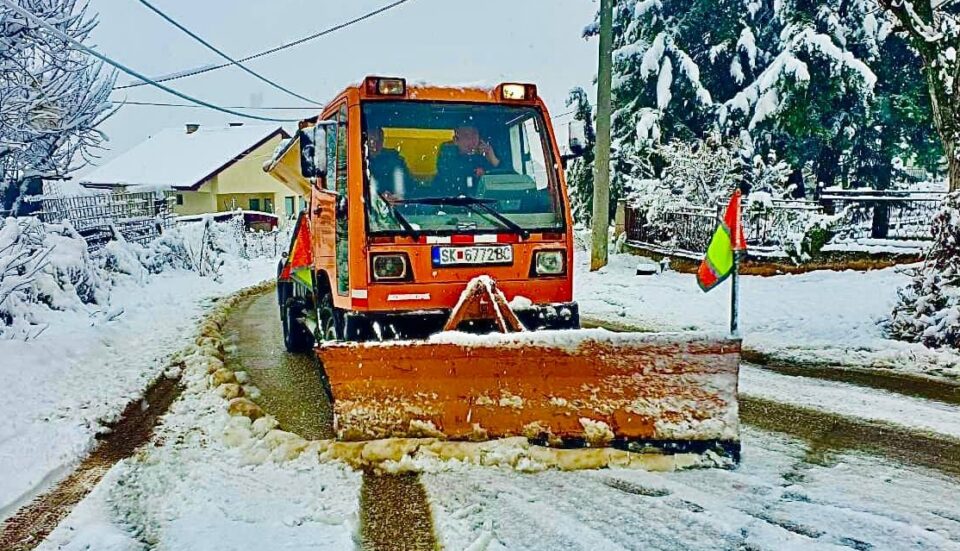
<box><xmin>137</xmin><ymin>0</ymin><xmax>323</xmax><ymax>105</ymax></box>
<box><xmin>124</xmin><ymin>101</ymin><xmax>580</xmax><ymax>118</ymax></box>
<box><xmin>115</xmin><ymin>0</ymin><xmax>415</xmax><ymax>90</ymax></box>
<box><xmin>117</xmin><ymin>100</ymin><xmax>319</xmax><ymax>110</ymax></box>
<box><xmin>0</xmin><ymin>0</ymin><xmax>298</xmax><ymax>123</ymax></box>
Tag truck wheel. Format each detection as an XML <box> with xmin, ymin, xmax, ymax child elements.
<box><xmin>283</xmin><ymin>299</ymin><xmax>314</xmax><ymax>353</ymax></box>
<box><xmin>316</xmin><ymin>292</ymin><xmax>340</xmax><ymax>342</ymax></box>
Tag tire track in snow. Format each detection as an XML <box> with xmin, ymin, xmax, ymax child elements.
<box><xmin>0</xmin><ymin>373</ymin><xmax>181</xmax><ymax>551</ymax></box>
<box><xmin>741</xmin><ymin>396</ymin><xmax>960</xmax><ymax>478</ymax></box>
<box><xmin>229</xmin><ymin>290</ymin><xmax>439</xmax><ymax>550</ymax></box>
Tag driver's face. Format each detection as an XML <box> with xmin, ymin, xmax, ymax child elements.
<box><xmin>454</xmin><ymin>128</ymin><xmax>480</xmax><ymax>153</ymax></box>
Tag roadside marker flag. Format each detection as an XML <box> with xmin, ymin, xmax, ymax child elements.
<box><xmin>697</xmin><ymin>189</ymin><xmax>747</xmax><ymax>335</ymax></box>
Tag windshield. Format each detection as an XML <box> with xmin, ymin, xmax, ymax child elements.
<box><xmin>362</xmin><ymin>101</ymin><xmax>563</xmax><ymax>234</ymax></box>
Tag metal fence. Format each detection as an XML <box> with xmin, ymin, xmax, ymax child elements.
<box><xmin>28</xmin><ymin>191</ymin><xmax>175</xmax><ymax>251</ymax></box>
<box><xmin>626</xmin><ymin>190</ymin><xmax>947</xmax><ymax>258</ymax></box>
<box><xmin>820</xmin><ymin>189</ymin><xmax>946</xmax><ymax>241</ymax></box>
<box><xmin>242</xmin><ymin>229</ymin><xmax>289</xmax><ymax>259</ymax></box>
<box><xmin>625</xmin><ymin>199</ymin><xmax>821</xmax><ymax>257</ymax></box>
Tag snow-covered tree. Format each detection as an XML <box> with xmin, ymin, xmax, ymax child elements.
<box><xmin>889</xmin><ymin>192</ymin><xmax>960</xmax><ymax>349</ymax></box>
<box><xmin>876</xmin><ymin>0</ymin><xmax>960</xmax><ymax>192</ymax></box>
<box><xmin>565</xmin><ymin>87</ymin><xmax>597</xmax><ymax>225</ymax></box>
<box><xmin>0</xmin><ymin>0</ymin><xmax>115</xmax><ymax>215</ymax></box>
<box><xmin>593</xmin><ymin>0</ymin><xmax>942</xmax><ymax>208</ymax></box>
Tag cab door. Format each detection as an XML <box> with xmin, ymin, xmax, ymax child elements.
<box><xmin>311</xmin><ymin>112</ymin><xmax>339</xmax><ymax>274</ymax></box>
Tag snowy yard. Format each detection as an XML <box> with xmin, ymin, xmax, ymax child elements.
<box><xmin>574</xmin><ymin>251</ymin><xmax>960</xmax><ymax>379</ymax></box>
<box><xmin>0</xmin><ymin>255</ymin><xmax>276</xmax><ymax>521</ymax></box>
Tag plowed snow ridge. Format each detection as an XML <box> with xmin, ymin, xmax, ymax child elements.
<box><xmin>740</xmin><ymin>365</ymin><xmax>960</xmax><ymax>439</ymax></box>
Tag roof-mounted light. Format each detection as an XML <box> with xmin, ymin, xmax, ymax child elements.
<box><xmin>365</xmin><ymin>76</ymin><xmax>406</xmax><ymax>96</ymax></box>
<box><xmin>500</xmin><ymin>83</ymin><xmax>537</xmax><ymax>101</ymax></box>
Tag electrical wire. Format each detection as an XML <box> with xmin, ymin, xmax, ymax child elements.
<box><xmin>115</xmin><ymin>0</ymin><xmax>415</xmax><ymax>90</ymax></box>
<box><xmin>0</xmin><ymin>0</ymin><xmax>299</xmax><ymax>123</ymax></box>
<box><xmin>122</xmin><ymin>101</ymin><xmax>580</xmax><ymax>119</ymax></box>
<box><xmin>117</xmin><ymin>100</ymin><xmax>318</xmax><ymax>110</ymax></box>
<box><xmin>137</xmin><ymin>0</ymin><xmax>323</xmax><ymax>105</ymax></box>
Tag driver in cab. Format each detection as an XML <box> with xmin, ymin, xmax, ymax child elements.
<box><xmin>434</xmin><ymin>126</ymin><xmax>500</xmax><ymax>197</ymax></box>
<box><xmin>366</xmin><ymin>127</ymin><xmax>411</xmax><ymax>200</ymax></box>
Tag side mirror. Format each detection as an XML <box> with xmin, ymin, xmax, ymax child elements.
<box><xmin>298</xmin><ymin>125</ymin><xmax>328</xmax><ymax>180</ymax></box>
<box><xmin>567</xmin><ymin>120</ymin><xmax>586</xmax><ymax>157</ymax></box>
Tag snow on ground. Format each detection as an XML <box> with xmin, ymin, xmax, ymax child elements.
<box><xmin>424</xmin><ymin>428</ymin><xmax>960</xmax><ymax>550</ymax></box>
<box><xmin>574</xmin><ymin>251</ymin><xmax>960</xmax><ymax>378</ymax></box>
<box><xmin>741</xmin><ymin>366</ymin><xmax>960</xmax><ymax>439</ymax></box>
<box><xmin>38</xmin><ymin>333</ymin><xmax>361</xmax><ymax>551</ymax></box>
<box><xmin>0</xmin><ymin>256</ymin><xmax>275</xmax><ymax>521</ymax></box>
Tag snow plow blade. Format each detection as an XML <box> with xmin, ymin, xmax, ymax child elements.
<box><xmin>317</xmin><ymin>331</ymin><xmax>741</xmax><ymax>459</ymax></box>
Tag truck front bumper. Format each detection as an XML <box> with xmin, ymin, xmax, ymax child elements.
<box><xmin>342</xmin><ymin>301</ymin><xmax>580</xmax><ymax>341</ymax></box>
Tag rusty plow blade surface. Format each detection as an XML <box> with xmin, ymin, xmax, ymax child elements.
<box><xmin>317</xmin><ymin>330</ymin><xmax>741</xmax><ymax>460</ymax></box>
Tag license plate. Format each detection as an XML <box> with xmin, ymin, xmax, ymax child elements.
<box><xmin>432</xmin><ymin>245</ymin><xmax>513</xmax><ymax>266</ymax></box>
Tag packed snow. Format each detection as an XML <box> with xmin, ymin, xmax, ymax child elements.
<box><xmin>423</xmin><ymin>428</ymin><xmax>960</xmax><ymax>550</ymax></box>
<box><xmin>741</xmin><ymin>366</ymin><xmax>960</xmax><ymax>439</ymax></box>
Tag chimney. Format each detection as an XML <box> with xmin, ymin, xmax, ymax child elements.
<box><xmin>228</xmin><ymin>122</ymin><xmax>244</xmax><ymax>127</ymax></box>
<box><xmin>185</xmin><ymin>123</ymin><xmax>200</xmax><ymax>134</ymax></box>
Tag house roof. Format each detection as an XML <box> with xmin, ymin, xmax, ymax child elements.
<box><xmin>79</xmin><ymin>124</ymin><xmax>289</xmax><ymax>191</ymax></box>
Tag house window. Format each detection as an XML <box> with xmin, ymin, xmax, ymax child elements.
<box><xmin>176</xmin><ymin>194</ymin><xmax>184</xmax><ymax>205</ymax></box>
<box><xmin>285</xmin><ymin>196</ymin><xmax>295</xmax><ymax>217</ymax></box>
<box><xmin>264</xmin><ymin>197</ymin><xmax>273</xmax><ymax>214</ymax></box>
<box><xmin>249</xmin><ymin>198</ymin><xmax>260</xmax><ymax>211</ymax></box>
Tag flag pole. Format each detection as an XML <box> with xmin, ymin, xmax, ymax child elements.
<box><xmin>730</xmin><ymin>250</ymin><xmax>740</xmax><ymax>337</ymax></box>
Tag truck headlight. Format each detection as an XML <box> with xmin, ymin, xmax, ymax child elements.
<box><xmin>372</xmin><ymin>253</ymin><xmax>409</xmax><ymax>281</ymax></box>
<box><xmin>534</xmin><ymin>250</ymin><xmax>564</xmax><ymax>276</ymax></box>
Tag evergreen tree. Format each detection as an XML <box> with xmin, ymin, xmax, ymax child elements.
<box><xmin>587</xmin><ymin>0</ymin><xmax>942</xmax><ymax>209</ymax></box>
<box><xmin>565</xmin><ymin>87</ymin><xmax>596</xmax><ymax>225</ymax></box>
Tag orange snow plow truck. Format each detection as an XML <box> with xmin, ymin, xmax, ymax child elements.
<box><xmin>266</xmin><ymin>77</ymin><xmax>741</xmax><ymax>461</ymax></box>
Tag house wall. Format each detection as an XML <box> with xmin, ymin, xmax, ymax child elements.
<box><xmin>174</xmin><ymin>190</ymin><xmax>216</xmax><ymax>216</ymax></box>
<box><xmin>167</xmin><ymin>134</ymin><xmax>304</xmax><ymax>225</ymax></box>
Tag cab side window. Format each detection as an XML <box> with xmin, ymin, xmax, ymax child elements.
<box><xmin>334</xmin><ymin>103</ymin><xmax>350</xmax><ymax>296</ymax></box>
<box><xmin>336</xmin><ymin>104</ymin><xmax>349</xmax><ymax>193</ymax></box>
<box><xmin>324</xmin><ymin>114</ymin><xmax>338</xmax><ymax>191</ymax></box>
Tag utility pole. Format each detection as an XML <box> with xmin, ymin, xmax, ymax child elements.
<box><xmin>590</xmin><ymin>0</ymin><xmax>613</xmax><ymax>271</ymax></box>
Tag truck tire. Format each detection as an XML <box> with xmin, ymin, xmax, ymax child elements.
<box><xmin>316</xmin><ymin>292</ymin><xmax>340</xmax><ymax>342</ymax></box>
<box><xmin>283</xmin><ymin>299</ymin><xmax>314</xmax><ymax>353</ymax></box>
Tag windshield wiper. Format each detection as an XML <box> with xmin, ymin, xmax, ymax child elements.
<box><xmin>396</xmin><ymin>196</ymin><xmax>529</xmax><ymax>239</ymax></box>
<box><xmin>378</xmin><ymin>193</ymin><xmax>419</xmax><ymax>239</ymax></box>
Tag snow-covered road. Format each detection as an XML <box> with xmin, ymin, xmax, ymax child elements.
<box><xmin>424</xmin><ymin>427</ymin><xmax>960</xmax><ymax>550</ymax></box>
<box><xmin>33</xmin><ymin>286</ymin><xmax>960</xmax><ymax>551</ymax></box>
<box><xmin>11</xmin><ymin>252</ymin><xmax>960</xmax><ymax>550</ymax></box>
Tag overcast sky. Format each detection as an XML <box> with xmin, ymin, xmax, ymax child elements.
<box><xmin>81</xmin><ymin>0</ymin><xmax>599</xmax><ymax>175</ymax></box>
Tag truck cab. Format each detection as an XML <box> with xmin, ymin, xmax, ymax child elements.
<box><xmin>268</xmin><ymin>76</ymin><xmax>579</xmax><ymax>348</ymax></box>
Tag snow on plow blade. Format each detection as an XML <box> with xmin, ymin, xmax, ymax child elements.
<box><xmin>317</xmin><ymin>330</ymin><xmax>741</xmax><ymax>459</ymax></box>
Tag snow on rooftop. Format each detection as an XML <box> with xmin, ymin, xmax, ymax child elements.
<box><xmin>79</xmin><ymin>124</ymin><xmax>285</xmax><ymax>189</ymax></box>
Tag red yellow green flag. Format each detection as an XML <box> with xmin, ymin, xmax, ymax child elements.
<box><xmin>697</xmin><ymin>189</ymin><xmax>747</xmax><ymax>292</ymax></box>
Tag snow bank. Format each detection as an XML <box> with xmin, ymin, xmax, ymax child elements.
<box><xmin>0</xmin><ymin>217</ymin><xmax>279</xmax><ymax>520</ymax></box>
<box><xmin>575</xmin><ymin>251</ymin><xmax>960</xmax><ymax>379</ymax></box>
<box><xmin>38</xmin><ymin>285</ymin><xmax>361</xmax><ymax>549</ymax></box>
